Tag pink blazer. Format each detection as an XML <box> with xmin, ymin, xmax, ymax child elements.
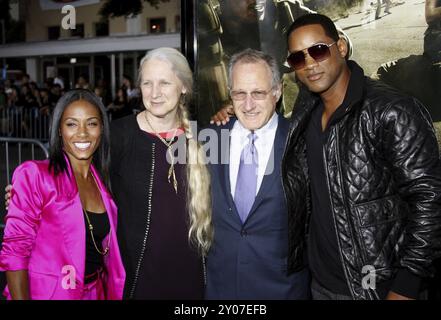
<box><xmin>0</xmin><ymin>157</ymin><xmax>126</xmax><ymax>300</ymax></box>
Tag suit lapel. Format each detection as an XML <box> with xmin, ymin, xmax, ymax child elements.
<box><xmin>216</xmin><ymin>119</ymin><xmax>242</xmax><ymax>221</ymax></box>
<box><xmin>218</xmin><ymin>119</ymin><xmax>236</xmax><ymax>204</ymax></box>
<box><xmin>245</xmin><ymin>115</ymin><xmax>289</xmax><ymax>222</ymax></box>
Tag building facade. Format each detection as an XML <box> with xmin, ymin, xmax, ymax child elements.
<box><xmin>0</xmin><ymin>0</ymin><xmax>181</xmax><ymax>96</ymax></box>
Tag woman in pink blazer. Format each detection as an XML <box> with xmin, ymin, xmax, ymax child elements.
<box><xmin>0</xmin><ymin>89</ymin><xmax>125</xmax><ymax>300</ymax></box>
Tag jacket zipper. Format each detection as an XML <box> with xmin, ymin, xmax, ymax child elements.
<box><xmin>128</xmin><ymin>143</ymin><xmax>156</xmax><ymax>299</ymax></box>
<box><xmin>333</xmin><ymin>127</ymin><xmax>379</xmax><ymax>300</ymax></box>
<box><xmin>322</xmin><ymin>129</ymin><xmax>356</xmax><ymax>299</ymax></box>
<box><xmin>281</xmin><ymin>126</ymin><xmax>292</xmax><ymax>209</ymax></box>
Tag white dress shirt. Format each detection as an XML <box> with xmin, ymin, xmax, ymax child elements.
<box><xmin>229</xmin><ymin>113</ymin><xmax>279</xmax><ymax>198</ymax></box>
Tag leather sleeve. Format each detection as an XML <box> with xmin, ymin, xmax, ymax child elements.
<box><xmin>381</xmin><ymin>96</ymin><xmax>441</xmax><ymax>278</ymax></box>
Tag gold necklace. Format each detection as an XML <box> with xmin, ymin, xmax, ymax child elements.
<box><xmin>83</xmin><ymin>209</ymin><xmax>111</xmax><ymax>256</ymax></box>
<box><xmin>144</xmin><ymin>112</ymin><xmax>179</xmax><ymax>193</ymax></box>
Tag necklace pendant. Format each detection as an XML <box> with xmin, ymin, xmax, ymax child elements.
<box><xmin>167</xmin><ymin>166</ymin><xmax>173</xmax><ymax>183</ymax></box>
<box><xmin>83</xmin><ymin>209</ymin><xmax>111</xmax><ymax>256</ymax></box>
<box><xmin>173</xmin><ymin>179</ymin><xmax>178</xmax><ymax>194</ymax></box>
<box><xmin>172</xmin><ymin>168</ymin><xmax>178</xmax><ymax>194</ymax></box>
<box><xmin>145</xmin><ymin>112</ymin><xmax>180</xmax><ymax>194</ymax></box>
<box><xmin>167</xmin><ymin>165</ymin><xmax>178</xmax><ymax>193</ymax></box>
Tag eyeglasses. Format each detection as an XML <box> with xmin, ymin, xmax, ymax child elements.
<box><xmin>287</xmin><ymin>42</ymin><xmax>336</xmax><ymax>70</ymax></box>
<box><xmin>230</xmin><ymin>89</ymin><xmax>273</xmax><ymax>101</ymax></box>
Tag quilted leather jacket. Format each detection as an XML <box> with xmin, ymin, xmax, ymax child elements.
<box><xmin>282</xmin><ymin>61</ymin><xmax>441</xmax><ymax>300</ymax></box>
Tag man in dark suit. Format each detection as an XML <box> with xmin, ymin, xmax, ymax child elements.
<box><xmin>204</xmin><ymin>48</ymin><xmax>310</xmax><ymax>299</ymax></box>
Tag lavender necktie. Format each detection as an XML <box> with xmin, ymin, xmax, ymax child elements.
<box><xmin>234</xmin><ymin>132</ymin><xmax>258</xmax><ymax>223</ymax></box>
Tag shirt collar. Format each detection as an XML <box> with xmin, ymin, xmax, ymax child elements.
<box><xmin>320</xmin><ymin>60</ymin><xmax>365</xmax><ymax>128</ymax></box>
<box><xmin>341</xmin><ymin>60</ymin><xmax>365</xmax><ymax>111</ymax></box>
<box><xmin>232</xmin><ymin>112</ymin><xmax>279</xmax><ymax>139</ymax></box>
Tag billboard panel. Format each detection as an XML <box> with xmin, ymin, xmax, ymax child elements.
<box><xmin>188</xmin><ymin>0</ymin><xmax>440</xmax><ymax>134</ymax></box>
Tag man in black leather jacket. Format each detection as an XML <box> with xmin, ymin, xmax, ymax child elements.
<box><xmin>281</xmin><ymin>13</ymin><xmax>441</xmax><ymax>300</ymax></box>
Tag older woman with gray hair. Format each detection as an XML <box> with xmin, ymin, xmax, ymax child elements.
<box><xmin>110</xmin><ymin>47</ymin><xmax>212</xmax><ymax>299</ymax></box>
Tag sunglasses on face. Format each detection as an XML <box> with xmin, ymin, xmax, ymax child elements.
<box><xmin>287</xmin><ymin>42</ymin><xmax>336</xmax><ymax>71</ymax></box>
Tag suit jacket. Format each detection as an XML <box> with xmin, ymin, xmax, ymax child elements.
<box><xmin>0</xmin><ymin>155</ymin><xmax>125</xmax><ymax>300</ymax></box>
<box><xmin>205</xmin><ymin>115</ymin><xmax>310</xmax><ymax>300</ymax></box>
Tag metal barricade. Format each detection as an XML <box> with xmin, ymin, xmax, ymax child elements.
<box><xmin>0</xmin><ymin>137</ymin><xmax>49</xmax><ymax>230</ymax></box>
<box><xmin>0</xmin><ymin>109</ymin><xmax>50</xmax><ymax>297</ymax></box>
<box><xmin>0</xmin><ymin>106</ymin><xmax>51</xmax><ymax>141</ymax></box>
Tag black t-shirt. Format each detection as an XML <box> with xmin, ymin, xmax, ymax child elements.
<box><xmin>305</xmin><ymin>101</ymin><xmax>351</xmax><ymax>296</ymax></box>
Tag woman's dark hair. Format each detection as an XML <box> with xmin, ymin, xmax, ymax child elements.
<box><xmin>122</xmin><ymin>74</ymin><xmax>132</xmax><ymax>82</ymax></box>
<box><xmin>287</xmin><ymin>13</ymin><xmax>340</xmax><ymax>44</ymax></box>
<box><xmin>115</xmin><ymin>86</ymin><xmax>128</xmax><ymax>104</ymax></box>
<box><xmin>49</xmin><ymin>89</ymin><xmax>112</xmax><ymax>192</ymax></box>
<box><xmin>122</xmin><ymin>74</ymin><xmax>133</xmax><ymax>89</ymax></box>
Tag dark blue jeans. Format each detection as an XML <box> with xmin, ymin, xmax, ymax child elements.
<box><xmin>311</xmin><ymin>278</ymin><xmax>353</xmax><ymax>300</ymax></box>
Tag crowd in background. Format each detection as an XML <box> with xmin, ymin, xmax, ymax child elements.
<box><xmin>0</xmin><ymin>72</ymin><xmax>142</xmax><ymax>138</ymax></box>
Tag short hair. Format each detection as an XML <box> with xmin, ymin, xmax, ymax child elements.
<box><xmin>287</xmin><ymin>13</ymin><xmax>340</xmax><ymax>44</ymax></box>
<box><xmin>137</xmin><ymin>47</ymin><xmax>193</xmax><ymax>105</ymax></box>
<box><xmin>228</xmin><ymin>48</ymin><xmax>281</xmax><ymax>89</ymax></box>
<box><xmin>49</xmin><ymin>89</ymin><xmax>112</xmax><ymax>191</ymax></box>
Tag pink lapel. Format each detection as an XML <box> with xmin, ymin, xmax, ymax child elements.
<box><xmin>90</xmin><ymin>165</ymin><xmax>115</xmax><ymax>228</ymax></box>
<box><xmin>90</xmin><ymin>163</ymin><xmax>126</xmax><ymax>286</ymax></box>
<box><xmin>89</xmin><ymin>164</ymin><xmax>118</xmax><ymax>248</ymax></box>
<box><xmin>58</xmin><ymin>153</ymin><xmax>124</xmax><ymax>292</ymax></box>
<box><xmin>57</xmin><ymin>153</ymin><xmax>86</xmax><ymax>283</ymax></box>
